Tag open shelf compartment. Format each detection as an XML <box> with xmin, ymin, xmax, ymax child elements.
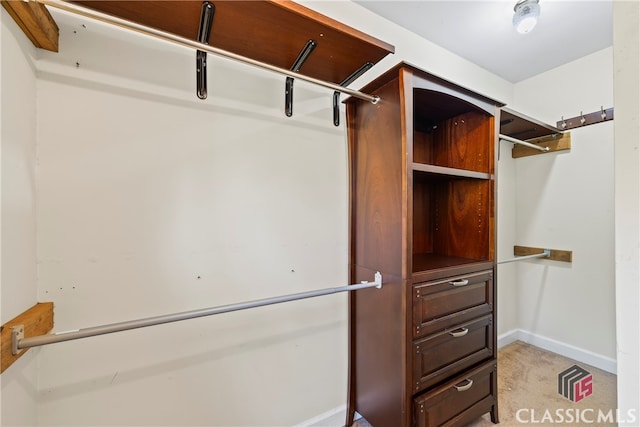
<box><xmin>413</xmin><ymin>89</ymin><xmax>494</xmax><ymax>175</ymax></box>
<box><xmin>412</xmin><ymin>174</ymin><xmax>494</xmax><ymax>274</ymax></box>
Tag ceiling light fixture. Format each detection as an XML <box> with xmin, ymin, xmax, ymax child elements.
<box><xmin>513</xmin><ymin>0</ymin><xmax>540</xmax><ymax>34</ymax></box>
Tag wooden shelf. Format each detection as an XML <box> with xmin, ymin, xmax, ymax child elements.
<box><xmin>500</xmin><ymin>107</ymin><xmax>559</xmax><ymax>140</ymax></box>
<box><xmin>500</xmin><ymin>107</ymin><xmax>570</xmax><ymax>158</ymax></box>
<box><xmin>413</xmin><ymin>164</ymin><xmax>492</xmax><ymax>180</ymax></box>
<box><xmin>69</xmin><ymin>0</ymin><xmax>395</xmax><ymax>86</ymax></box>
<box><xmin>1</xmin><ymin>0</ymin><xmax>59</xmax><ymax>52</ymax></box>
<box><xmin>412</xmin><ymin>253</ymin><xmax>489</xmax><ymax>273</ymax></box>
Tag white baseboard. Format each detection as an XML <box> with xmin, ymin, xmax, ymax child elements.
<box><xmin>295</xmin><ymin>405</ymin><xmax>363</xmax><ymax>427</ymax></box>
<box><xmin>498</xmin><ymin>329</ymin><xmax>617</xmax><ymax>374</ymax></box>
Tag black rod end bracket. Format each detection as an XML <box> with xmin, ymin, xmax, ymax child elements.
<box><xmin>285</xmin><ymin>40</ymin><xmax>317</xmax><ymax>117</ymax></box>
<box><xmin>285</xmin><ymin>77</ymin><xmax>294</xmax><ymax>117</ymax></box>
<box><xmin>196</xmin><ymin>2</ymin><xmax>215</xmax><ymax>100</ymax></box>
<box><xmin>333</xmin><ymin>62</ymin><xmax>374</xmax><ymax>127</ymax></box>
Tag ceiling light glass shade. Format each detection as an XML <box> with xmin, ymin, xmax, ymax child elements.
<box><xmin>513</xmin><ymin>0</ymin><xmax>540</xmax><ymax>34</ymax></box>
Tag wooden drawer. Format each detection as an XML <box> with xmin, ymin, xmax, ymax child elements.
<box><xmin>414</xmin><ymin>360</ymin><xmax>497</xmax><ymax>427</ymax></box>
<box><xmin>413</xmin><ymin>270</ymin><xmax>493</xmax><ymax>339</ymax></box>
<box><xmin>413</xmin><ymin>315</ymin><xmax>493</xmax><ymax>393</ymax></box>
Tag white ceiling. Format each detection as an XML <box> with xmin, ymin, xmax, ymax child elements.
<box><xmin>354</xmin><ymin>0</ymin><xmax>613</xmax><ymax>82</ymax></box>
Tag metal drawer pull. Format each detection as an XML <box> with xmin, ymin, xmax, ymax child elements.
<box><xmin>449</xmin><ymin>327</ymin><xmax>469</xmax><ymax>338</ymax></box>
<box><xmin>454</xmin><ymin>379</ymin><xmax>474</xmax><ymax>392</ymax></box>
<box><xmin>449</xmin><ymin>279</ymin><xmax>469</xmax><ymax>286</ymax></box>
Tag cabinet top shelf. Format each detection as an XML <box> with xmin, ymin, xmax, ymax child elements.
<box><xmin>66</xmin><ymin>0</ymin><xmax>395</xmax><ymax>86</ymax></box>
<box><xmin>348</xmin><ymin>62</ymin><xmax>504</xmax><ymax>110</ymax></box>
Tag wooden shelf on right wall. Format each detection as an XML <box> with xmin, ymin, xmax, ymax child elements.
<box><xmin>501</xmin><ymin>107</ymin><xmax>571</xmax><ymax>158</ymax></box>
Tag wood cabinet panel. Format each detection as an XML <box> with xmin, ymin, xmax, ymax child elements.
<box><xmin>350</xmin><ymin>266</ymin><xmax>407</xmax><ymax>427</ymax></box>
<box><xmin>415</xmin><ymin>111</ymin><xmax>493</xmax><ymax>174</ymax></box>
<box><xmin>348</xmin><ymin>79</ymin><xmax>405</xmax><ymax>276</ymax></box>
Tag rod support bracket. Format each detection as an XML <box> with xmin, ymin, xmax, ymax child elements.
<box><xmin>333</xmin><ymin>62</ymin><xmax>375</xmax><ymax>126</ymax></box>
<box><xmin>196</xmin><ymin>1</ymin><xmax>215</xmax><ymax>100</ymax></box>
<box><xmin>362</xmin><ymin>271</ymin><xmax>383</xmax><ymax>289</ymax></box>
<box><xmin>543</xmin><ymin>248</ymin><xmax>551</xmax><ymax>257</ymax></box>
<box><xmin>11</xmin><ymin>325</ymin><xmax>25</xmax><ymax>356</ymax></box>
<box><xmin>285</xmin><ymin>40</ymin><xmax>317</xmax><ymax>117</ymax></box>
<box><xmin>374</xmin><ymin>271</ymin><xmax>382</xmax><ymax>288</ymax></box>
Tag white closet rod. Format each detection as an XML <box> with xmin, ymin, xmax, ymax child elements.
<box><xmin>12</xmin><ymin>272</ymin><xmax>382</xmax><ymax>354</ymax></box>
<box><xmin>35</xmin><ymin>0</ymin><xmax>381</xmax><ymax>104</ymax></box>
<box><xmin>498</xmin><ymin>249</ymin><xmax>550</xmax><ymax>264</ymax></box>
<box><xmin>499</xmin><ymin>133</ymin><xmax>550</xmax><ymax>152</ymax></box>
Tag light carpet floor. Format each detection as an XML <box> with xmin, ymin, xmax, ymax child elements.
<box><xmin>353</xmin><ymin>340</ymin><xmax>617</xmax><ymax>427</ymax></box>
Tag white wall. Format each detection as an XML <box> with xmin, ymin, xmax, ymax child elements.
<box><xmin>33</xmin><ymin>4</ymin><xmax>515</xmax><ymax>426</ymax></box>
<box><xmin>502</xmin><ymin>48</ymin><xmax>616</xmax><ymax>372</ymax></box>
<box><xmin>36</xmin><ymin>14</ymin><xmax>350</xmax><ymax>427</ymax></box>
<box><xmin>0</xmin><ymin>7</ymin><xmax>40</xmax><ymax>427</ymax></box>
<box><xmin>613</xmin><ymin>0</ymin><xmax>640</xmax><ymax>422</ymax></box>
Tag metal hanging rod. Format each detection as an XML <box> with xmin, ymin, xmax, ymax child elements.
<box><xmin>498</xmin><ymin>249</ymin><xmax>550</xmax><ymax>264</ymax></box>
<box><xmin>11</xmin><ymin>272</ymin><xmax>382</xmax><ymax>354</ymax></box>
<box><xmin>35</xmin><ymin>0</ymin><xmax>380</xmax><ymax>104</ymax></box>
<box><xmin>499</xmin><ymin>133</ymin><xmax>550</xmax><ymax>152</ymax></box>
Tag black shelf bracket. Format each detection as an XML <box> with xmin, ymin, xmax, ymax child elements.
<box><xmin>333</xmin><ymin>62</ymin><xmax>373</xmax><ymax>126</ymax></box>
<box><xmin>196</xmin><ymin>1</ymin><xmax>215</xmax><ymax>100</ymax></box>
<box><xmin>285</xmin><ymin>40</ymin><xmax>317</xmax><ymax>117</ymax></box>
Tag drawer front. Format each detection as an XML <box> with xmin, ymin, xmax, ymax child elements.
<box><xmin>413</xmin><ymin>270</ymin><xmax>493</xmax><ymax>339</ymax></box>
<box><xmin>414</xmin><ymin>360</ymin><xmax>497</xmax><ymax>427</ymax></box>
<box><xmin>413</xmin><ymin>315</ymin><xmax>493</xmax><ymax>393</ymax></box>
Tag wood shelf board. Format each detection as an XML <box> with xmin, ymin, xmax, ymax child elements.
<box><xmin>2</xmin><ymin>0</ymin><xmax>59</xmax><ymax>52</ymax></box>
<box><xmin>511</xmin><ymin>132</ymin><xmax>571</xmax><ymax>158</ymax></box>
<box><xmin>413</xmin><ymin>163</ymin><xmax>492</xmax><ymax>180</ymax></box>
<box><xmin>1</xmin><ymin>302</ymin><xmax>54</xmax><ymax>374</ymax></box>
<box><xmin>69</xmin><ymin>0</ymin><xmax>394</xmax><ymax>85</ymax></box>
<box><xmin>412</xmin><ymin>253</ymin><xmax>490</xmax><ymax>273</ymax></box>
<box><xmin>514</xmin><ymin>245</ymin><xmax>573</xmax><ymax>263</ymax></box>
<box><xmin>500</xmin><ymin>107</ymin><xmax>560</xmax><ymax>140</ymax></box>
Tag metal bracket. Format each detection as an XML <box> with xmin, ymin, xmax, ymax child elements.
<box><xmin>196</xmin><ymin>1</ymin><xmax>215</xmax><ymax>100</ymax></box>
<box><xmin>11</xmin><ymin>325</ymin><xmax>25</xmax><ymax>356</ymax></box>
<box><xmin>374</xmin><ymin>271</ymin><xmax>382</xmax><ymax>288</ymax></box>
<box><xmin>285</xmin><ymin>40</ymin><xmax>317</xmax><ymax>117</ymax></box>
<box><xmin>333</xmin><ymin>62</ymin><xmax>373</xmax><ymax>126</ymax></box>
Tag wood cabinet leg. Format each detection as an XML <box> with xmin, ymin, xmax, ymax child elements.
<box><xmin>345</xmin><ymin>405</ymin><xmax>356</xmax><ymax>427</ymax></box>
<box><xmin>490</xmin><ymin>405</ymin><xmax>499</xmax><ymax>424</ymax></box>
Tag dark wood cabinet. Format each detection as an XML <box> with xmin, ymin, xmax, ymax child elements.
<box><xmin>345</xmin><ymin>63</ymin><xmax>503</xmax><ymax>427</ymax></box>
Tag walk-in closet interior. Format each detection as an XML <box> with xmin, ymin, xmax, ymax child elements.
<box><xmin>2</xmin><ymin>1</ymin><xmax>638</xmax><ymax>426</ymax></box>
